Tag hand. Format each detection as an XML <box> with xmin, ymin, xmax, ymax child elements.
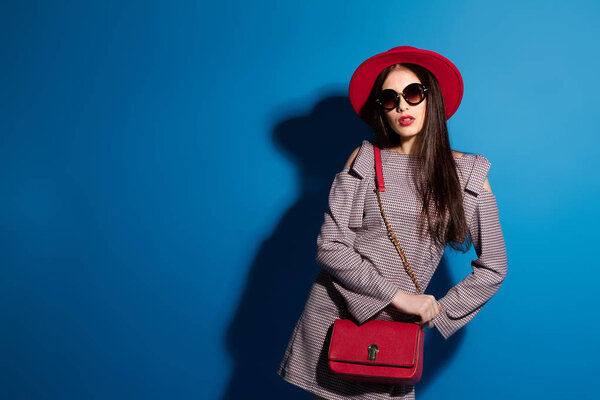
<box><xmin>421</xmin><ymin>320</ymin><xmax>435</xmax><ymax>329</ymax></box>
<box><xmin>391</xmin><ymin>290</ymin><xmax>442</xmax><ymax>328</ymax></box>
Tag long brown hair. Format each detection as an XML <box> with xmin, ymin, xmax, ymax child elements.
<box><xmin>366</xmin><ymin>63</ymin><xmax>472</xmax><ymax>252</ymax></box>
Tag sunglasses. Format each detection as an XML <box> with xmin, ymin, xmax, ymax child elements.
<box><xmin>375</xmin><ymin>83</ymin><xmax>428</xmax><ymax>110</ymax></box>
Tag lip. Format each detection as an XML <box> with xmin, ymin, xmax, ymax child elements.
<box><xmin>398</xmin><ymin>115</ymin><xmax>415</xmax><ymax>126</ymax></box>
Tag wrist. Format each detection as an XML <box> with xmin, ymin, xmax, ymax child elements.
<box><xmin>391</xmin><ymin>289</ymin><xmax>407</xmax><ymax>309</ymax></box>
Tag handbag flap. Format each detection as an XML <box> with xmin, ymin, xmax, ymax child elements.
<box><xmin>328</xmin><ymin>319</ymin><xmax>421</xmax><ymax>368</ymax></box>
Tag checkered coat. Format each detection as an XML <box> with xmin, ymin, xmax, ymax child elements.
<box><xmin>277</xmin><ymin>140</ymin><xmax>508</xmax><ymax>399</ymax></box>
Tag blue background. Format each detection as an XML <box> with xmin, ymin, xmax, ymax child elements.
<box><xmin>2</xmin><ymin>1</ymin><xmax>598</xmax><ymax>399</ymax></box>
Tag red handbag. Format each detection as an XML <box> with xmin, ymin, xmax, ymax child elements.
<box><xmin>327</xmin><ymin>145</ymin><xmax>426</xmax><ymax>385</ymax></box>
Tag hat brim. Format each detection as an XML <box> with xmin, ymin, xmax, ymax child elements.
<box><xmin>349</xmin><ymin>46</ymin><xmax>463</xmax><ymax>125</ymax></box>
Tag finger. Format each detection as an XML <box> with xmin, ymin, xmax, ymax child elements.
<box><xmin>407</xmin><ymin>314</ymin><xmax>420</xmax><ymax>323</ymax></box>
<box><xmin>428</xmin><ymin>308</ymin><xmax>437</xmax><ymax>321</ymax></box>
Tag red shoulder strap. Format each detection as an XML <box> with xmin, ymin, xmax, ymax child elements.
<box><xmin>373</xmin><ymin>145</ymin><xmax>385</xmax><ymax>192</ymax></box>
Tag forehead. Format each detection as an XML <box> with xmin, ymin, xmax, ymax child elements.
<box><xmin>381</xmin><ymin>67</ymin><xmax>421</xmax><ymax>89</ymax></box>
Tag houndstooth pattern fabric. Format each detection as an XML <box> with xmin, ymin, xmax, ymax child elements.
<box><xmin>277</xmin><ymin>140</ymin><xmax>508</xmax><ymax>400</ymax></box>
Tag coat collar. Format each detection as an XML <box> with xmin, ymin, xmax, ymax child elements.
<box><xmin>465</xmin><ymin>154</ymin><xmax>491</xmax><ymax>195</ymax></box>
<box><xmin>349</xmin><ymin>140</ymin><xmax>376</xmax><ymax>179</ymax></box>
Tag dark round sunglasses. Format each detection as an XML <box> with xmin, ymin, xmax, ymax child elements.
<box><xmin>375</xmin><ymin>83</ymin><xmax>428</xmax><ymax>110</ymax></box>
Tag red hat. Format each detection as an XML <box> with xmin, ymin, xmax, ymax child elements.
<box><xmin>349</xmin><ymin>46</ymin><xmax>464</xmax><ymax>125</ymax></box>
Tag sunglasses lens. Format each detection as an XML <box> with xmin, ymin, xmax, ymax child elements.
<box><xmin>404</xmin><ymin>83</ymin><xmax>425</xmax><ymax>104</ymax></box>
<box><xmin>378</xmin><ymin>90</ymin><xmax>397</xmax><ymax>109</ymax></box>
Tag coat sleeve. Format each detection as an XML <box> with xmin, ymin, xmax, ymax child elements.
<box><xmin>432</xmin><ymin>156</ymin><xmax>508</xmax><ymax>340</ymax></box>
<box><xmin>315</xmin><ymin>169</ymin><xmax>401</xmax><ymax>325</ymax></box>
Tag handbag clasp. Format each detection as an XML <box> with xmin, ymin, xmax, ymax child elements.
<box><xmin>367</xmin><ymin>344</ymin><xmax>379</xmax><ymax>360</ymax></box>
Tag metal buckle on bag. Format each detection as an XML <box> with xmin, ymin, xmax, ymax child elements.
<box><xmin>367</xmin><ymin>344</ymin><xmax>379</xmax><ymax>360</ymax></box>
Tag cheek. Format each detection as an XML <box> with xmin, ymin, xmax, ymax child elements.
<box><xmin>418</xmin><ymin>104</ymin><xmax>426</xmax><ymax>122</ymax></box>
<box><xmin>385</xmin><ymin>112</ymin><xmax>395</xmax><ymax>126</ymax></box>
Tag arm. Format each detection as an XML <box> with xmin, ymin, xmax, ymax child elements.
<box><xmin>316</xmin><ymin>149</ymin><xmax>401</xmax><ymax>325</ymax></box>
<box><xmin>432</xmin><ymin>161</ymin><xmax>508</xmax><ymax>340</ymax></box>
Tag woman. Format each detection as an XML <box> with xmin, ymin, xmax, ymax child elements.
<box><xmin>277</xmin><ymin>46</ymin><xmax>508</xmax><ymax>400</ymax></box>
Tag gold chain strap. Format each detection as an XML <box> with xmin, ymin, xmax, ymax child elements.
<box><xmin>374</xmin><ymin>187</ymin><xmax>423</xmax><ymax>295</ymax></box>
<box><xmin>338</xmin><ymin>148</ymin><xmax>425</xmax><ymax>320</ymax></box>
<box><xmin>338</xmin><ymin>183</ymin><xmax>424</xmax><ymax>320</ymax></box>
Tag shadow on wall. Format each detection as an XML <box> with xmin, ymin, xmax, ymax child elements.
<box><xmin>221</xmin><ymin>94</ymin><xmax>465</xmax><ymax>400</ymax></box>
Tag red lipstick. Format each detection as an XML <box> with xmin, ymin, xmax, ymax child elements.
<box><xmin>398</xmin><ymin>115</ymin><xmax>415</xmax><ymax>126</ymax></box>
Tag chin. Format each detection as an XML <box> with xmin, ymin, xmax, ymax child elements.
<box><xmin>393</xmin><ymin>129</ymin><xmax>419</xmax><ymax>137</ymax></box>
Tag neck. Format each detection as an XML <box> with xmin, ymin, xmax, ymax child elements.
<box><xmin>388</xmin><ymin>136</ymin><xmax>416</xmax><ymax>155</ymax></box>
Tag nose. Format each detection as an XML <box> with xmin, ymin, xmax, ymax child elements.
<box><xmin>395</xmin><ymin>95</ymin><xmax>409</xmax><ymax>112</ymax></box>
